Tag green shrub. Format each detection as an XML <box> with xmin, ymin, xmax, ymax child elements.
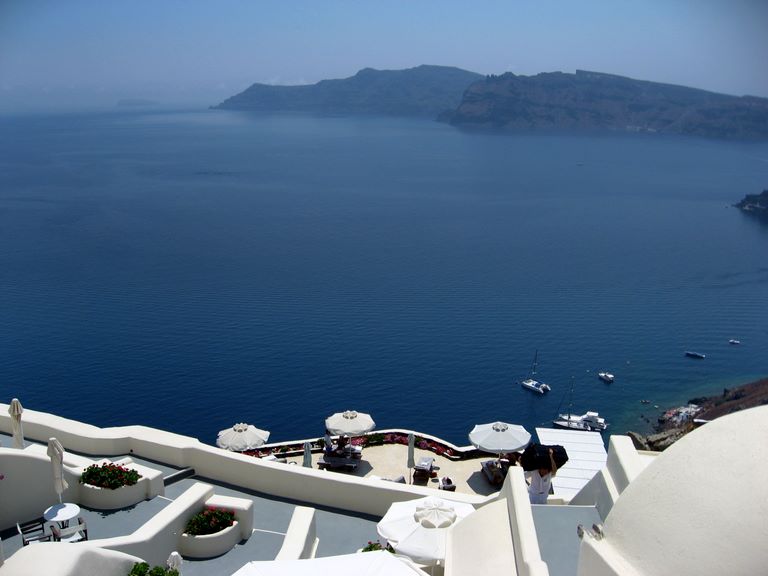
<box><xmin>128</xmin><ymin>562</ymin><xmax>178</xmax><ymax>576</ymax></box>
<box><xmin>80</xmin><ymin>462</ymin><xmax>141</xmax><ymax>490</ymax></box>
<box><xmin>184</xmin><ymin>507</ymin><xmax>236</xmax><ymax>536</ymax></box>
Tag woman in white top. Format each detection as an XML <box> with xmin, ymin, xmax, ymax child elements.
<box><xmin>527</xmin><ymin>448</ymin><xmax>558</xmax><ymax>504</ymax></box>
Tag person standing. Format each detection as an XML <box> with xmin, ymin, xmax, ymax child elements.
<box><xmin>527</xmin><ymin>448</ymin><xmax>558</xmax><ymax>504</ymax></box>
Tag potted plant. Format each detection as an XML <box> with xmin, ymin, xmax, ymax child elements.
<box><xmin>79</xmin><ymin>462</ymin><xmax>146</xmax><ymax>510</ymax></box>
<box><xmin>179</xmin><ymin>506</ymin><xmax>240</xmax><ymax>558</ymax></box>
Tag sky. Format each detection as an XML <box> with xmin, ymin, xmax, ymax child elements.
<box><xmin>1</xmin><ymin>0</ymin><xmax>767</xmax><ymax>112</ymax></box>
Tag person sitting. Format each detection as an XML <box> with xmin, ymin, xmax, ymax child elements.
<box><xmin>335</xmin><ymin>434</ymin><xmax>349</xmax><ymax>456</ymax></box>
<box><xmin>323</xmin><ymin>431</ymin><xmax>335</xmax><ymax>454</ymax></box>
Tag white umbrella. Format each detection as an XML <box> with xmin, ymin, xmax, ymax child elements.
<box><xmin>167</xmin><ymin>551</ymin><xmax>182</xmax><ymax>574</ymax></box>
<box><xmin>8</xmin><ymin>398</ymin><xmax>25</xmax><ymax>449</ymax></box>
<box><xmin>377</xmin><ymin>497</ymin><xmax>475</xmax><ymax>565</ymax></box>
<box><xmin>232</xmin><ymin>551</ymin><xmax>425</xmax><ymax>576</ymax></box>
<box><xmin>47</xmin><ymin>437</ymin><xmax>68</xmax><ymax>503</ymax></box>
<box><xmin>469</xmin><ymin>421</ymin><xmax>531</xmax><ymax>455</ymax></box>
<box><xmin>324</xmin><ymin>410</ymin><xmax>375</xmax><ymax>436</ymax></box>
<box><xmin>216</xmin><ymin>423</ymin><xmax>270</xmax><ymax>451</ymax></box>
<box><xmin>302</xmin><ymin>441</ymin><xmax>313</xmax><ymax>468</ymax></box>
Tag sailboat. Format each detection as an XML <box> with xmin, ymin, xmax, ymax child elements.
<box><xmin>519</xmin><ymin>350</ymin><xmax>551</xmax><ymax>394</ymax></box>
<box><xmin>553</xmin><ymin>378</ymin><xmax>608</xmax><ymax>431</ymax></box>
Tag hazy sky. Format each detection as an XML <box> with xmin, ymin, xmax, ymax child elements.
<box><xmin>1</xmin><ymin>0</ymin><xmax>767</xmax><ymax>112</ymax></box>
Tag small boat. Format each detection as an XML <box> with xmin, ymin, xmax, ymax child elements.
<box><xmin>598</xmin><ymin>372</ymin><xmax>614</xmax><ymax>383</ymax></box>
<box><xmin>519</xmin><ymin>350</ymin><xmax>551</xmax><ymax>394</ymax></box>
<box><xmin>685</xmin><ymin>351</ymin><xmax>706</xmax><ymax>359</ymax></box>
<box><xmin>553</xmin><ymin>411</ymin><xmax>609</xmax><ymax>432</ymax></box>
<box><xmin>729</xmin><ymin>339</ymin><xmax>741</xmax><ymax>345</ymax></box>
<box><xmin>640</xmin><ymin>399</ymin><xmax>651</xmax><ymax>404</ymax></box>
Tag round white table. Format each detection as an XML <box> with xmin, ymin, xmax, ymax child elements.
<box><xmin>44</xmin><ymin>502</ymin><xmax>80</xmax><ymax>527</ymax></box>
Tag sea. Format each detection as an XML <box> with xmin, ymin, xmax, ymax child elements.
<box><xmin>1</xmin><ymin>109</ymin><xmax>767</xmax><ymax>447</ymax></box>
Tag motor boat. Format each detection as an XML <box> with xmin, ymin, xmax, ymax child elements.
<box><xmin>685</xmin><ymin>351</ymin><xmax>706</xmax><ymax>359</ymax></box>
<box><xmin>553</xmin><ymin>411</ymin><xmax>608</xmax><ymax>432</ymax></box>
<box><xmin>519</xmin><ymin>350</ymin><xmax>551</xmax><ymax>394</ymax></box>
<box><xmin>598</xmin><ymin>372</ymin><xmax>614</xmax><ymax>383</ymax></box>
<box><xmin>729</xmin><ymin>339</ymin><xmax>741</xmax><ymax>345</ymax></box>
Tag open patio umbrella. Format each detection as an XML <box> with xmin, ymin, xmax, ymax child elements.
<box><xmin>47</xmin><ymin>437</ymin><xmax>68</xmax><ymax>503</ymax></box>
<box><xmin>216</xmin><ymin>423</ymin><xmax>270</xmax><ymax>451</ymax></box>
<box><xmin>324</xmin><ymin>410</ymin><xmax>375</xmax><ymax>436</ymax></box>
<box><xmin>302</xmin><ymin>441</ymin><xmax>313</xmax><ymax>468</ymax></box>
<box><xmin>232</xmin><ymin>551</ymin><xmax>426</xmax><ymax>576</ymax></box>
<box><xmin>8</xmin><ymin>398</ymin><xmax>25</xmax><ymax>449</ymax></box>
<box><xmin>377</xmin><ymin>497</ymin><xmax>475</xmax><ymax>565</ymax></box>
<box><xmin>469</xmin><ymin>421</ymin><xmax>531</xmax><ymax>455</ymax></box>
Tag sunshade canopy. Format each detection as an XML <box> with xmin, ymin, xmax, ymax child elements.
<box><xmin>325</xmin><ymin>410</ymin><xmax>375</xmax><ymax>436</ymax></box>
<box><xmin>232</xmin><ymin>551</ymin><xmax>426</xmax><ymax>576</ymax></box>
<box><xmin>217</xmin><ymin>423</ymin><xmax>270</xmax><ymax>451</ymax></box>
<box><xmin>377</xmin><ymin>497</ymin><xmax>475</xmax><ymax>565</ymax></box>
<box><xmin>469</xmin><ymin>421</ymin><xmax>531</xmax><ymax>454</ymax></box>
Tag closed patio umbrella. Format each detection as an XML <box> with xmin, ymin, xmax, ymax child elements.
<box><xmin>406</xmin><ymin>433</ymin><xmax>415</xmax><ymax>481</ymax></box>
<box><xmin>469</xmin><ymin>421</ymin><xmax>531</xmax><ymax>455</ymax></box>
<box><xmin>47</xmin><ymin>437</ymin><xmax>68</xmax><ymax>503</ymax></box>
<box><xmin>8</xmin><ymin>398</ymin><xmax>25</xmax><ymax>449</ymax></box>
<box><xmin>167</xmin><ymin>551</ymin><xmax>182</xmax><ymax>575</ymax></box>
<box><xmin>324</xmin><ymin>410</ymin><xmax>375</xmax><ymax>436</ymax></box>
<box><xmin>302</xmin><ymin>441</ymin><xmax>312</xmax><ymax>468</ymax></box>
<box><xmin>217</xmin><ymin>423</ymin><xmax>270</xmax><ymax>451</ymax></box>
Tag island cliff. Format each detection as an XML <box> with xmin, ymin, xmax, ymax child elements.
<box><xmin>735</xmin><ymin>189</ymin><xmax>768</xmax><ymax>219</ymax></box>
<box><xmin>213</xmin><ymin>65</ymin><xmax>482</xmax><ymax>118</ymax></box>
<box><xmin>444</xmin><ymin>70</ymin><xmax>768</xmax><ymax>140</ymax></box>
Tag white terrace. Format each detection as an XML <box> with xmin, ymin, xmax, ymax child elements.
<box><xmin>0</xmin><ymin>403</ymin><xmax>766</xmax><ymax>576</ymax></box>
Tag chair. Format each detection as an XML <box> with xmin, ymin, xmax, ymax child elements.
<box><xmin>51</xmin><ymin>517</ymin><xmax>88</xmax><ymax>543</ymax></box>
<box><xmin>16</xmin><ymin>518</ymin><xmax>52</xmax><ymax>546</ymax></box>
<box><xmin>438</xmin><ymin>476</ymin><xmax>456</xmax><ymax>491</ymax></box>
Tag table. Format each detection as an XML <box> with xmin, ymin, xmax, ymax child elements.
<box><xmin>44</xmin><ymin>502</ymin><xmax>80</xmax><ymax>527</ymax></box>
<box><xmin>412</xmin><ymin>457</ymin><xmax>436</xmax><ymax>484</ymax></box>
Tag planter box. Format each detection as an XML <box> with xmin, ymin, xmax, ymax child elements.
<box><xmin>179</xmin><ymin>521</ymin><xmax>241</xmax><ymax>559</ymax></box>
<box><xmin>79</xmin><ymin>480</ymin><xmax>148</xmax><ymax>510</ymax></box>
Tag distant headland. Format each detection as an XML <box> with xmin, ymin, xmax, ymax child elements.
<box><xmin>213</xmin><ymin>65</ymin><xmax>482</xmax><ymax>118</ymax></box>
<box><xmin>214</xmin><ymin>66</ymin><xmax>768</xmax><ymax>140</ymax></box>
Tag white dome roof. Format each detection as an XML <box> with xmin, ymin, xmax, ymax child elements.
<box><xmin>598</xmin><ymin>405</ymin><xmax>768</xmax><ymax>575</ymax></box>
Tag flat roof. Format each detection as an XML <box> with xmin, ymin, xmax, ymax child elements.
<box><xmin>535</xmin><ymin>428</ymin><xmax>607</xmax><ymax>502</ymax></box>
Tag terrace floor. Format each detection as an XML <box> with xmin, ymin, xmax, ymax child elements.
<box><xmin>0</xmin><ymin>435</ymin><xmax>381</xmax><ymax>575</ymax></box>
<box><xmin>279</xmin><ymin>443</ymin><xmax>501</xmax><ymax>497</ymax></box>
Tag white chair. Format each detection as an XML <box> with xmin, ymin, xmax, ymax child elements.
<box><xmin>51</xmin><ymin>517</ymin><xmax>88</xmax><ymax>543</ymax></box>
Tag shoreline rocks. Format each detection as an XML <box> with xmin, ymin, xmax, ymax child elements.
<box><xmin>628</xmin><ymin>376</ymin><xmax>768</xmax><ymax>451</ymax></box>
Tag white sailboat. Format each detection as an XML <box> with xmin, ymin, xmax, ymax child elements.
<box><xmin>519</xmin><ymin>350</ymin><xmax>551</xmax><ymax>394</ymax></box>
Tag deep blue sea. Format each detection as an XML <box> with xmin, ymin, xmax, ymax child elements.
<box><xmin>1</xmin><ymin>109</ymin><xmax>767</xmax><ymax>446</ymax></box>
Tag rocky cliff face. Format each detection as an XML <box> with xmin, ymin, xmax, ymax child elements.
<box><xmin>214</xmin><ymin>65</ymin><xmax>482</xmax><ymax>118</ymax></box>
<box><xmin>735</xmin><ymin>190</ymin><xmax>768</xmax><ymax>219</ymax></box>
<box><xmin>445</xmin><ymin>70</ymin><xmax>768</xmax><ymax>139</ymax></box>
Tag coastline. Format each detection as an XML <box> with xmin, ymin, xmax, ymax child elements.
<box><xmin>628</xmin><ymin>375</ymin><xmax>768</xmax><ymax>450</ymax></box>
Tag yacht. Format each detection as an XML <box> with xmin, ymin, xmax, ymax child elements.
<box><xmin>598</xmin><ymin>372</ymin><xmax>614</xmax><ymax>383</ymax></box>
<box><xmin>685</xmin><ymin>351</ymin><xmax>706</xmax><ymax>359</ymax></box>
<box><xmin>729</xmin><ymin>339</ymin><xmax>741</xmax><ymax>345</ymax></box>
<box><xmin>553</xmin><ymin>411</ymin><xmax>609</xmax><ymax>432</ymax></box>
<box><xmin>519</xmin><ymin>350</ymin><xmax>551</xmax><ymax>394</ymax></box>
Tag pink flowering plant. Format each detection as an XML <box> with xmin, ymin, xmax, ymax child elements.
<box><xmin>80</xmin><ymin>463</ymin><xmax>141</xmax><ymax>489</ymax></box>
<box><xmin>184</xmin><ymin>507</ymin><xmax>236</xmax><ymax>536</ymax></box>
<box><xmin>361</xmin><ymin>539</ymin><xmax>394</xmax><ymax>553</ymax></box>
